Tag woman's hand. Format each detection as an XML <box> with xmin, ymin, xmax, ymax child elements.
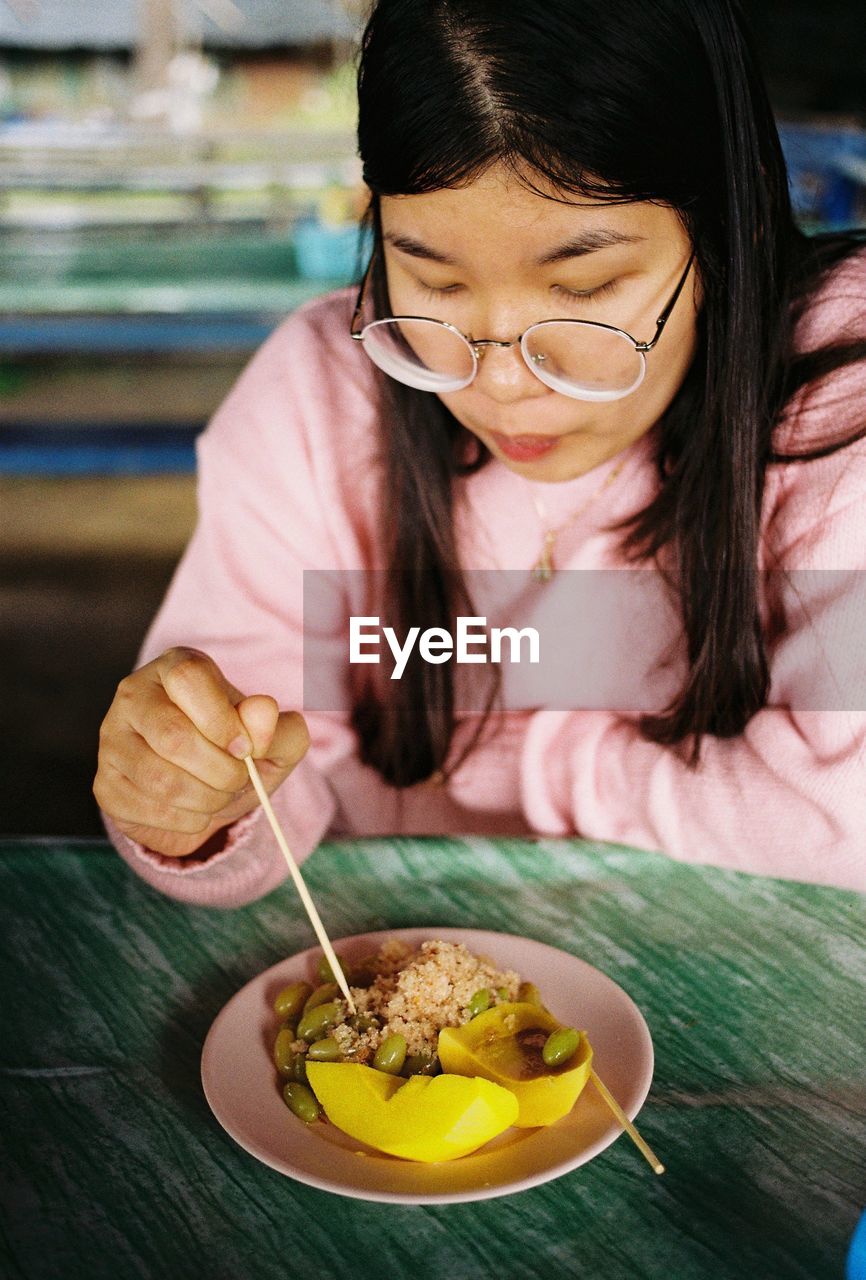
<box><xmin>93</xmin><ymin>647</ymin><xmax>310</xmax><ymax>857</ymax></box>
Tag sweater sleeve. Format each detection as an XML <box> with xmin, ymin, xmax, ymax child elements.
<box><xmin>103</xmin><ymin>295</ymin><xmax>372</xmax><ymax>906</ymax></box>
<box><xmin>519</xmin><ymin>452</ymin><xmax>866</xmax><ymax>893</ymax></box>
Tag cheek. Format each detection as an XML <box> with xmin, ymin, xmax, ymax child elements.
<box><xmin>435</xmin><ymin>387</ymin><xmax>481</xmax><ymax>426</ymax></box>
<box><xmin>644</xmin><ymin>306</ymin><xmax>700</xmax><ymax>401</ymax></box>
<box><xmin>437</xmin><ymin>383</ymin><xmax>610</xmax><ymax>436</ymax></box>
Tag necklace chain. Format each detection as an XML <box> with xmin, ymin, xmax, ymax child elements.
<box><xmin>528</xmin><ymin>458</ymin><xmax>626</xmax><ymax>581</ymax></box>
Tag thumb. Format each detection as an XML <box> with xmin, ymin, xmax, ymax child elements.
<box><xmin>237</xmin><ymin>698</ymin><xmax>310</xmax><ymax>772</ymax></box>
<box><xmin>267</xmin><ymin>709</ymin><xmax>311</xmax><ymax>771</ymax></box>
<box><xmin>236</xmin><ymin>694</ymin><xmax>280</xmax><ymax>756</ymax></box>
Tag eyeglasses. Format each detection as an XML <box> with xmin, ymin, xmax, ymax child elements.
<box><xmin>350</xmin><ymin>250</ymin><xmax>695</xmax><ymax>402</ymax></box>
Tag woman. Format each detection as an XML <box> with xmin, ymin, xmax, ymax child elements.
<box><xmin>94</xmin><ymin>0</ymin><xmax>866</xmax><ymax>899</ymax></box>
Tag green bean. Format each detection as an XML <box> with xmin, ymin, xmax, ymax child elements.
<box><xmin>401</xmin><ymin>1052</ymin><xmax>440</xmax><ymax>1077</ymax></box>
<box><xmin>317</xmin><ymin>953</ymin><xmax>349</xmax><ymax>985</ymax></box>
<box><xmin>273</xmin><ymin>1027</ymin><xmax>300</xmax><ymax>1078</ymax></box>
<box><xmin>542</xmin><ymin>1026</ymin><xmax>581</xmax><ymax>1068</ymax></box>
<box><xmin>273</xmin><ymin>980</ymin><xmax>312</xmax><ymax>1021</ymax></box>
<box><xmin>307</xmin><ymin>1036</ymin><xmax>342</xmax><ymax>1062</ymax></box>
<box><xmin>518</xmin><ymin>981</ymin><xmax>544</xmax><ymax>1007</ymax></box>
<box><xmin>349</xmin><ymin>1013</ymin><xmax>377</xmax><ymax>1033</ymax></box>
<box><xmin>466</xmin><ymin>988</ymin><xmax>493</xmax><ymax>1018</ymax></box>
<box><xmin>373</xmin><ymin>1033</ymin><xmax>407</xmax><ymax>1075</ymax></box>
<box><xmin>282</xmin><ymin>1082</ymin><xmax>320</xmax><ymax>1124</ymax></box>
<box><xmin>291</xmin><ymin>1051</ymin><xmax>308</xmax><ymax>1084</ymax></box>
<box><xmin>303</xmin><ymin>982</ymin><xmax>339</xmax><ymax>1013</ymax></box>
<box><xmin>297</xmin><ymin>1000</ymin><xmax>342</xmax><ymax>1043</ymax></box>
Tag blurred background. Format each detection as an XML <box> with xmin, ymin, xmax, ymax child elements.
<box><xmin>0</xmin><ymin>0</ymin><xmax>864</xmax><ymax>836</ymax></box>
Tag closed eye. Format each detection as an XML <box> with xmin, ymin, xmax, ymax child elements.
<box><xmin>414</xmin><ymin>278</ymin><xmax>621</xmax><ymax>306</ymax></box>
<box><xmin>417</xmin><ymin>282</ymin><xmax>463</xmax><ymax>301</ymax></box>
<box><xmin>552</xmin><ymin>279</ymin><xmax>619</xmax><ymax>305</ymax></box>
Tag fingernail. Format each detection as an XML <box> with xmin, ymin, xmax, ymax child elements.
<box><xmin>228</xmin><ymin>735</ymin><xmax>252</xmax><ymax>759</ymax></box>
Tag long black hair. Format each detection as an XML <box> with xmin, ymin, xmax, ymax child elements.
<box><xmin>349</xmin><ymin>0</ymin><xmax>866</xmax><ymax>784</ymax></box>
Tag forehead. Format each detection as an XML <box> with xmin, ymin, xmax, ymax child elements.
<box><xmin>379</xmin><ymin>166</ymin><xmax>682</xmax><ymax>263</ymax></box>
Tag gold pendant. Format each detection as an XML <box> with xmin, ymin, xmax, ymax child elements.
<box><xmin>532</xmin><ymin>532</ymin><xmax>556</xmax><ymax>582</ymax></box>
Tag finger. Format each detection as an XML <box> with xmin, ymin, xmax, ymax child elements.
<box><xmin>106</xmin><ymin>727</ymin><xmax>244</xmax><ymax>817</ymax></box>
<box><xmin>96</xmin><ymin>760</ymin><xmax>216</xmax><ymax>836</ymax></box>
<box><xmin>97</xmin><ymin>754</ymin><xmax>260</xmax><ymax>851</ymax></box>
<box><xmin>158</xmin><ymin>648</ymin><xmax>253</xmax><ymax>758</ymax></box>
<box><xmin>124</xmin><ymin>691</ymin><xmax>251</xmax><ymax>794</ymax></box>
<box><xmin>263</xmin><ymin>710</ymin><xmax>311</xmax><ymax>771</ymax></box>
<box><xmin>114</xmin><ymin>824</ymin><xmax>219</xmax><ymax>858</ymax></box>
<box><xmin>236</xmin><ymin>694</ymin><xmax>279</xmax><ymax>757</ymax></box>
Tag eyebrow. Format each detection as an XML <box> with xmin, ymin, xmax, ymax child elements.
<box><xmin>382</xmin><ymin>228</ymin><xmax>643</xmax><ymax>267</ymax></box>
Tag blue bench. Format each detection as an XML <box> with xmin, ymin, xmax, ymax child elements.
<box><xmin>0</xmin><ymin>421</ymin><xmax>201</xmax><ymax>474</ymax></box>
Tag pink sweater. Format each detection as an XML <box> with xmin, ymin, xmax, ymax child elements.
<box><xmin>106</xmin><ymin>249</ymin><xmax>866</xmax><ymax>899</ymax></box>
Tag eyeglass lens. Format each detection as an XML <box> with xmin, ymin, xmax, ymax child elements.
<box><xmin>361</xmin><ymin>317</ymin><xmax>644</xmax><ymax>398</ymax></box>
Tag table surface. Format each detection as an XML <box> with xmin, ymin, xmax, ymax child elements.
<box><xmin>1</xmin><ymin>836</ymin><xmax>864</xmax><ymax>1280</ymax></box>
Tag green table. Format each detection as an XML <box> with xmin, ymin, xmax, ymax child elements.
<box><xmin>1</xmin><ymin>837</ymin><xmax>864</xmax><ymax>1280</ymax></box>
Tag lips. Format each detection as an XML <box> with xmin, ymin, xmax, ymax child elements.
<box><xmin>488</xmin><ymin>431</ymin><xmax>560</xmax><ymax>462</ymax></box>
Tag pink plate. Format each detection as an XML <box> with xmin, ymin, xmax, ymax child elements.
<box><xmin>201</xmin><ymin>927</ymin><xmax>655</xmax><ymax>1204</ymax></box>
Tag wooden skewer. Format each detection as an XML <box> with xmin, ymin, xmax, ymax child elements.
<box><xmin>589</xmin><ymin>1068</ymin><xmax>664</xmax><ymax>1174</ymax></box>
<box><xmin>243</xmin><ymin>755</ymin><xmax>357</xmax><ymax>1015</ymax></box>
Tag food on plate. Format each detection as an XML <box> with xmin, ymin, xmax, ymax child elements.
<box><xmin>272</xmin><ymin>939</ymin><xmax>591</xmax><ymax>1160</ymax></box>
<box><xmin>438</xmin><ymin>1002</ymin><xmax>592</xmax><ymax>1126</ymax></box>
<box><xmin>281</xmin><ymin>1081</ymin><xmax>320</xmax><ymax>1124</ymax></box>
<box><xmin>305</xmin><ymin>1061</ymin><xmax>518</xmax><ymax>1162</ymax></box>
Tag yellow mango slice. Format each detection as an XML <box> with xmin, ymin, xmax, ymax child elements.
<box><xmin>305</xmin><ymin>1061</ymin><xmax>519</xmax><ymax>1162</ymax></box>
<box><xmin>438</xmin><ymin>1001</ymin><xmax>592</xmax><ymax>1128</ymax></box>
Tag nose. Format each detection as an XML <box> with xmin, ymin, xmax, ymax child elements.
<box><xmin>471</xmin><ymin>339</ymin><xmax>549</xmax><ymax>404</ymax></box>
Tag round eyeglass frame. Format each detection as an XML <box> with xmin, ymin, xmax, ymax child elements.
<box><xmin>349</xmin><ymin>250</ymin><xmax>695</xmax><ymax>403</ymax></box>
